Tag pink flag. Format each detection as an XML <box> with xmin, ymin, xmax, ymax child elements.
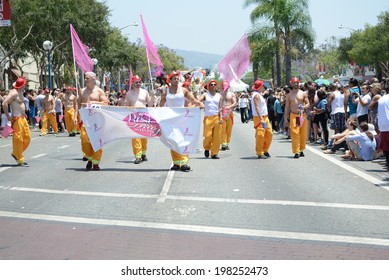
<box><xmin>129</xmin><ymin>66</ymin><xmax>133</xmax><ymax>90</ymax></box>
<box><xmin>140</xmin><ymin>15</ymin><xmax>164</xmax><ymax>70</ymax></box>
<box><xmin>70</xmin><ymin>24</ymin><xmax>93</xmax><ymax>73</ymax></box>
<box><xmin>218</xmin><ymin>33</ymin><xmax>251</xmax><ymax>83</ymax></box>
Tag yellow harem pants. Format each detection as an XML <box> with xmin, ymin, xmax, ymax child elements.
<box><xmin>80</xmin><ymin>125</ymin><xmax>103</xmax><ymax>164</ymax></box>
<box><xmin>41</xmin><ymin>110</ymin><xmax>58</xmax><ymax>135</ymax></box>
<box><xmin>12</xmin><ymin>116</ymin><xmax>31</xmax><ymax>164</ymax></box>
<box><xmin>171</xmin><ymin>150</ymin><xmax>189</xmax><ymax>166</ymax></box>
<box><xmin>253</xmin><ymin>116</ymin><xmax>273</xmax><ymax>156</ymax></box>
<box><xmin>289</xmin><ymin>112</ymin><xmax>308</xmax><ymax>154</ymax></box>
<box><xmin>132</xmin><ymin>138</ymin><xmax>148</xmax><ymax>159</ymax></box>
<box><xmin>221</xmin><ymin>112</ymin><xmax>234</xmax><ymax>146</ymax></box>
<box><xmin>203</xmin><ymin>115</ymin><xmax>221</xmax><ymax>156</ymax></box>
<box><xmin>64</xmin><ymin>107</ymin><xmax>76</xmax><ymax>134</ymax></box>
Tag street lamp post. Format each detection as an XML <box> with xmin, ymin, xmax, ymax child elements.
<box><xmin>118</xmin><ymin>22</ymin><xmax>138</xmax><ymax>31</ymax></box>
<box><xmin>338</xmin><ymin>25</ymin><xmax>357</xmax><ymax>32</ymax></box>
<box><xmin>42</xmin><ymin>40</ymin><xmax>53</xmax><ymax>90</ymax></box>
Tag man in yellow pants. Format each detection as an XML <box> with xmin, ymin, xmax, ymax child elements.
<box><xmin>284</xmin><ymin>77</ymin><xmax>310</xmax><ymax>158</ymax></box>
<box><xmin>77</xmin><ymin>72</ymin><xmax>108</xmax><ymax>170</ymax></box>
<box><xmin>251</xmin><ymin>79</ymin><xmax>273</xmax><ymax>158</ymax></box>
<box><xmin>159</xmin><ymin>71</ymin><xmax>203</xmax><ymax>171</ymax></box>
<box><xmin>198</xmin><ymin>80</ymin><xmax>223</xmax><ymax>159</ymax></box>
<box><xmin>40</xmin><ymin>88</ymin><xmax>58</xmax><ymax>136</ymax></box>
<box><xmin>220</xmin><ymin>80</ymin><xmax>237</xmax><ymax>151</ymax></box>
<box><xmin>62</xmin><ymin>86</ymin><xmax>77</xmax><ymax>136</ymax></box>
<box><xmin>2</xmin><ymin>77</ymin><xmax>31</xmax><ymax>166</ymax></box>
<box><xmin>126</xmin><ymin>75</ymin><xmax>154</xmax><ymax>164</ymax></box>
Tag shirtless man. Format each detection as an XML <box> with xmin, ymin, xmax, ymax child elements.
<box><xmin>220</xmin><ymin>80</ymin><xmax>237</xmax><ymax>151</ymax></box>
<box><xmin>77</xmin><ymin>72</ymin><xmax>108</xmax><ymax>171</ymax></box>
<box><xmin>126</xmin><ymin>75</ymin><xmax>155</xmax><ymax>164</ymax></box>
<box><xmin>284</xmin><ymin>77</ymin><xmax>310</xmax><ymax>158</ymax></box>
<box><xmin>2</xmin><ymin>77</ymin><xmax>31</xmax><ymax>166</ymax></box>
<box><xmin>62</xmin><ymin>87</ymin><xmax>78</xmax><ymax>136</ymax></box>
<box><xmin>159</xmin><ymin>71</ymin><xmax>203</xmax><ymax>171</ymax></box>
<box><xmin>40</xmin><ymin>88</ymin><xmax>58</xmax><ymax>136</ymax></box>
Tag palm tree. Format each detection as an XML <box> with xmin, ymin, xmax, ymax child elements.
<box><xmin>244</xmin><ymin>0</ymin><xmax>314</xmax><ymax>85</ymax></box>
<box><xmin>244</xmin><ymin>0</ymin><xmax>283</xmax><ymax>86</ymax></box>
<box><xmin>279</xmin><ymin>0</ymin><xmax>314</xmax><ymax>83</ymax></box>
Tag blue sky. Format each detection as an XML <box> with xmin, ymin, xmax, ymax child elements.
<box><xmin>101</xmin><ymin>0</ymin><xmax>389</xmax><ymax>55</ymax></box>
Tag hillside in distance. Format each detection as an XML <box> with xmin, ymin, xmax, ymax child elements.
<box><xmin>174</xmin><ymin>49</ymin><xmax>223</xmax><ymax>70</ymax></box>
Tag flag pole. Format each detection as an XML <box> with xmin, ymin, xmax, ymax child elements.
<box><xmin>70</xmin><ymin>24</ymin><xmax>80</xmax><ymax>99</ymax></box>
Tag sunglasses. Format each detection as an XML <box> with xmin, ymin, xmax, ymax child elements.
<box><xmin>210</xmin><ymin>84</ymin><xmax>217</xmax><ymax>86</ymax></box>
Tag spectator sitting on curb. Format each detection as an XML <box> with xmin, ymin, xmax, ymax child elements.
<box><xmin>344</xmin><ymin>121</ymin><xmax>376</xmax><ymax>161</ymax></box>
<box><xmin>324</xmin><ymin>118</ymin><xmax>358</xmax><ymax>155</ymax></box>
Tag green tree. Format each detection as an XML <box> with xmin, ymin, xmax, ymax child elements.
<box><xmin>347</xmin><ymin>11</ymin><xmax>389</xmax><ymax>77</ymax></box>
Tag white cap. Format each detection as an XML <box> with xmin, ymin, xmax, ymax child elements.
<box><xmin>368</xmin><ymin>123</ymin><xmax>377</xmax><ymax>136</ymax></box>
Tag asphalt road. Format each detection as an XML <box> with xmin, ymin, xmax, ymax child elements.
<box><xmin>1</xmin><ymin>112</ymin><xmax>389</xmax><ymax>260</ymax></box>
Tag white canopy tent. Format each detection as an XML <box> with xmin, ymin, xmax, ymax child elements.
<box><xmin>229</xmin><ymin>79</ymin><xmax>249</xmax><ymax>92</ymax></box>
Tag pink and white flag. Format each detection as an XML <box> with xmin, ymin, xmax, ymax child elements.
<box><xmin>218</xmin><ymin>33</ymin><xmax>251</xmax><ymax>83</ymax></box>
<box><xmin>79</xmin><ymin>106</ymin><xmax>201</xmax><ymax>154</ymax></box>
<box><xmin>140</xmin><ymin>15</ymin><xmax>164</xmax><ymax>71</ymax></box>
<box><xmin>70</xmin><ymin>24</ymin><xmax>93</xmax><ymax>73</ymax></box>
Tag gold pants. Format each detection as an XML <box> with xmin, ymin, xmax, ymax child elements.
<box><xmin>80</xmin><ymin>125</ymin><xmax>103</xmax><ymax>164</ymax></box>
<box><xmin>171</xmin><ymin>150</ymin><xmax>189</xmax><ymax>166</ymax></box>
<box><xmin>253</xmin><ymin>116</ymin><xmax>273</xmax><ymax>156</ymax></box>
<box><xmin>64</xmin><ymin>108</ymin><xmax>76</xmax><ymax>134</ymax></box>
<box><xmin>132</xmin><ymin>138</ymin><xmax>148</xmax><ymax>158</ymax></box>
<box><xmin>289</xmin><ymin>112</ymin><xmax>308</xmax><ymax>154</ymax></box>
<box><xmin>203</xmin><ymin>115</ymin><xmax>221</xmax><ymax>156</ymax></box>
<box><xmin>12</xmin><ymin>117</ymin><xmax>31</xmax><ymax>163</ymax></box>
<box><xmin>221</xmin><ymin>112</ymin><xmax>234</xmax><ymax>146</ymax></box>
<box><xmin>41</xmin><ymin>110</ymin><xmax>58</xmax><ymax>135</ymax></box>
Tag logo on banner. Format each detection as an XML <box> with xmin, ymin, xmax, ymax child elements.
<box><xmin>183</xmin><ymin>146</ymin><xmax>190</xmax><ymax>154</ymax></box>
<box><xmin>94</xmin><ymin>123</ymin><xmax>102</xmax><ymax>132</ymax></box>
<box><xmin>123</xmin><ymin>112</ymin><xmax>162</xmax><ymax>137</ymax></box>
<box><xmin>185</xmin><ymin>109</ymin><xmax>194</xmax><ymax>118</ymax></box>
<box><xmin>183</xmin><ymin>127</ymin><xmax>193</xmax><ymax>137</ymax></box>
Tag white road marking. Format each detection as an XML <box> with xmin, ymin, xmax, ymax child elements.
<box><xmin>4</xmin><ymin>186</ymin><xmax>389</xmax><ymax>211</ymax></box>
<box><xmin>0</xmin><ymin>167</ymin><xmax>12</xmax><ymax>173</ymax></box>
<box><xmin>58</xmin><ymin>145</ymin><xmax>69</xmax><ymax>149</ymax></box>
<box><xmin>5</xmin><ymin>187</ymin><xmax>159</xmax><ymax>199</ymax></box>
<box><xmin>1</xmin><ymin>210</ymin><xmax>389</xmax><ymax>247</ymax></box>
<box><xmin>31</xmin><ymin>154</ymin><xmax>47</xmax><ymax>159</ymax></box>
<box><xmin>157</xmin><ymin>168</ymin><xmax>175</xmax><ymax>203</ymax></box>
<box><xmin>306</xmin><ymin>146</ymin><xmax>386</xmax><ymax>187</ymax></box>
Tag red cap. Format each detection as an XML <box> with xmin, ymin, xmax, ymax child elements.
<box><xmin>44</xmin><ymin>88</ymin><xmax>50</xmax><ymax>93</ymax></box>
<box><xmin>207</xmin><ymin>80</ymin><xmax>218</xmax><ymax>90</ymax></box>
<box><xmin>166</xmin><ymin>71</ymin><xmax>180</xmax><ymax>83</ymax></box>
<box><xmin>221</xmin><ymin>81</ymin><xmax>230</xmax><ymax>91</ymax></box>
<box><xmin>182</xmin><ymin>81</ymin><xmax>191</xmax><ymax>88</ymax></box>
<box><xmin>13</xmin><ymin>77</ymin><xmax>27</xmax><ymax>89</ymax></box>
<box><xmin>252</xmin><ymin>80</ymin><xmax>264</xmax><ymax>91</ymax></box>
<box><xmin>131</xmin><ymin>75</ymin><xmax>141</xmax><ymax>82</ymax></box>
<box><xmin>290</xmin><ymin>77</ymin><xmax>300</xmax><ymax>84</ymax></box>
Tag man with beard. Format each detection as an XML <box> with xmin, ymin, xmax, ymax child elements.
<box><xmin>284</xmin><ymin>77</ymin><xmax>310</xmax><ymax>158</ymax></box>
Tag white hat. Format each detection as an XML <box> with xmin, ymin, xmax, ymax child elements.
<box><xmin>368</xmin><ymin>123</ymin><xmax>377</xmax><ymax>136</ymax></box>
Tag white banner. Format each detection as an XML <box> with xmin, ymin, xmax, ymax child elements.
<box><xmin>79</xmin><ymin>106</ymin><xmax>201</xmax><ymax>154</ymax></box>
